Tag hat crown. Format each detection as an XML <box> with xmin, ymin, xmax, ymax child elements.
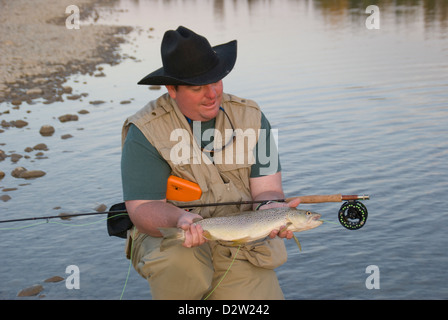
<box><xmin>162</xmin><ymin>26</ymin><xmax>219</xmax><ymax>80</ymax></box>
<box><xmin>137</xmin><ymin>26</ymin><xmax>236</xmax><ymax>86</ymax></box>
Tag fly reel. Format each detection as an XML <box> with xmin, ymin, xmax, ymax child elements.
<box><xmin>338</xmin><ymin>200</ymin><xmax>368</xmax><ymax>230</ymax></box>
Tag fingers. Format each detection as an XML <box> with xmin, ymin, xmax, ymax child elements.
<box><xmin>287</xmin><ymin>197</ymin><xmax>301</xmax><ymax>208</ymax></box>
<box><xmin>269</xmin><ymin>227</ymin><xmax>293</xmax><ymax>240</ymax></box>
<box><xmin>258</xmin><ymin>198</ymin><xmax>301</xmax><ymax>211</ymax></box>
<box><xmin>177</xmin><ymin>212</ymin><xmax>207</xmax><ymax>248</ymax></box>
<box><xmin>182</xmin><ymin>223</ymin><xmax>207</xmax><ymax>248</ymax></box>
<box><xmin>178</xmin><ymin>212</ymin><xmax>203</xmax><ymax>227</ymax></box>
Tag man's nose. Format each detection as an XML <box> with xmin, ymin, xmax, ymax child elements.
<box><xmin>203</xmin><ymin>84</ymin><xmax>217</xmax><ymax>99</ymax></box>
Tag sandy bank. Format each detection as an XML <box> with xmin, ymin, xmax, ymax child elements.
<box><xmin>0</xmin><ymin>0</ymin><xmax>132</xmax><ymax>104</ymax></box>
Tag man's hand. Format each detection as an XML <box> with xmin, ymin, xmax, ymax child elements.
<box><xmin>258</xmin><ymin>198</ymin><xmax>301</xmax><ymax>240</ymax></box>
<box><xmin>177</xmin><ymin>212</ymin><xmax>207</xmax><ymax>248</ymax></box>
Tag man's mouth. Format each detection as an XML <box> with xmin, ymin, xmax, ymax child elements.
<box><xmin>202</xmin><ymin>100</ymin><xmax>216</xmax><ymax>108</ymax></box>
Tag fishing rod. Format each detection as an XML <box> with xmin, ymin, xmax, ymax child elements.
<box><xmin>0</xmin><ymin>194</ymin><xmax>369</xmax><ymax>234</ymax></box>
<box><xmin>0</xmin><ymin>194</ymin><xmax>369</xmax><ymax>223</ymax></box>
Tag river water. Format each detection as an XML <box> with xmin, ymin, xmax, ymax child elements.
<box><xmin>1</xmin><ymin>0</ymin><xmax>447</xmax><ymax>300</ymax></box>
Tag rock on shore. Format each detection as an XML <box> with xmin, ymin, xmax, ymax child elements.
<box><xmin>17</xmin><ymin>284</ymin><xmax>44</xmax><ymax>297</ymax></box>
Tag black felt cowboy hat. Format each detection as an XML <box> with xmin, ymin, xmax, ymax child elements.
<box><xmin>137</xmin><ymin>26</ymin><xmax>237</xmax><ymax>86</ymax></box>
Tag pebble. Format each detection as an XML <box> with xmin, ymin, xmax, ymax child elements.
<box><xmin>95</xmin><ymin>203</ymin><xmax>108</xmax><ymax>212</ymax></box>
<box><xmin>66</xmin><ymin>94</ymin><xmax>82</xmax><ymax>100</ymax></box>
<box><xmin>17</xmin><ymin>284</ymin><xmax>44</xmax><ymax>297</ymax></box>
<box><xmin>11</xmin><ymin>120</ymin><xmax>28</xmax><ymax>128</ymax></box>
<box><xmin>10</xmin><ymin>153</ymin><xmax>23</xmax><ymax>162</ymax></box>
<box><xmin>2</xmin><ymin>187</ymin><xmax>17</xmax><ymax>192</ymax></box>
<box><xmin>19</xmin><ymin>170</ymin><xmax>46</xmax><ymax>179</ymax></box>
<box><xmin>35</xmin><ymin>152</ymin><xmax>47</xmax><ymax>160</ymax></box>
<box><xmin>11</xmin><ymin>167</ymin><xmax>46</xmax><ymax>179</ymax></box>
<box><xmin>44</xmin><ymin>276</ymin><xmax>64</xmax><ymax>283</ymax></box>
<box><xmin>62</xmin><ymin>86</ymin><xmax>72</xmax><ymax>94</ymax></box>
<box><xmin>58</xmin><ymin>114</ymin><xmax>79</xmax><ymax>122</ymax></box>
<box><xmin>61</xmin><ymin>134</ymin><xmax>73</xmax><ymax>139</ymax></box>
<box><xmin>58</xmin><ymin>212</ymin><xmax>72</xmax><ymax>220</ymax></box>
<box><xmin>26</xmin><ymin>88</ymin><xmax>43</xmax><ymax>96</ymax></box>
<box><xmin>0</xmin><ymin>170</ymin><xmax>5</xmax><ymax>179</ymax></box>
<box><xmin>32</xmin><ymin>78</ymin><xmax>48</xmax><ymax>85</ymax></box>
<box><xmin>89</xmin><ymin>100</ymin><xmax>105</xmax><ymax>105</ymax></box>
<box><xmin>0</xmin><ymin>119</ymin><xmax>28</xmax><ymax>128</ymax></box>
<box><xmin>0</xmin><ymin>195</ymin><xmax>11</xmax><ymax>202</ymax></box>
<box><xmin>33</xmin><ymin>143</ymin><xmax>48</xmax><ymax>151</ymax></box>
<box><xmin>39</xmin><ymin>125</ymin><xmax>55</xmax><ymax>136</ymax></box>
<box><xmin>11</xmin><ymin>167</ymin><xmax>27</xmax><ymax>178</ymax></box>
<box><xmin>1</xmin><ymin>120</ymin><xmax>11</xmax><ymax>128</ymax></box>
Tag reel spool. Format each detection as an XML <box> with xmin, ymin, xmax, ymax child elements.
<box><xmin>338</xmin><ymin>200</ymin><xmax>368</xmax><ymax>230</ymax></box>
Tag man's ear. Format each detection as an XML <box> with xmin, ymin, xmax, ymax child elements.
<box><xmin>166</xmin><ymin>85</ymin><xmax>177</xmax><ymax>99</ymax></box>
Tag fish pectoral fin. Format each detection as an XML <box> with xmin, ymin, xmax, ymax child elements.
<box><xmin>279</xmin><ymin>222</ymin><xmax>293</xmax><ymax>234</ymax></box>
<box><xmin>279</xmin><ymin>222</ymin><xmax>302</xmax><ymax>251</ymax></box>
<box><xmin>292</xmin><ymin>234</ymin><xmax>302</xmax><ymax>251</ymax></box>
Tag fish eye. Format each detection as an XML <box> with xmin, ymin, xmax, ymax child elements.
<box><xmin>306</xmin><ymin>211</ymin><xmax>312</xmax><ymax>215</ymax></box>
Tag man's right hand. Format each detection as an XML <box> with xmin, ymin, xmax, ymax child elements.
<box><xmin>177</xmin><ymin>212</ymin><xmax>207</xmax><ymax>248</ymax></box>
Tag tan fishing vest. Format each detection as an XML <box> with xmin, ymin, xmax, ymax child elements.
<box><xmin>122</xmin><ymin>92</ymin><xmax>262</xmax><ymax>218</ymax></box>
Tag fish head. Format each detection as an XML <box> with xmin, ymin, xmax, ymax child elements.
<box><xmin>287</xmin><ymin>208</ymin><xmax>323</xmax><ymax>232</ymax></box>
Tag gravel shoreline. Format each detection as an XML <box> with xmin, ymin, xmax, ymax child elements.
<box><xmin>0</xmin><ymin>0</ymin><xmax>135</xmax><ymax>200</ymax></box>
<box><xmin>0</xmin><ymin>0</ymin><xmax>133</xmax><ymax>105</ymax></box>
<box><xmin>0</xmin><ymin>1</ymin><xmax>136</xmax><ymax>296</ymax></box>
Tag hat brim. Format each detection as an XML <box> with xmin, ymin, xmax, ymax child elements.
<box><xmin>137</xmin><ymin>40</ymin><xmax>237</xmax><ymax>86</ymax></box>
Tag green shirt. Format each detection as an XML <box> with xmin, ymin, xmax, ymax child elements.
<box><xmin>121</xmin><ymin>112</ymin><xmax>281</xmax><ymax>201</ymax></box>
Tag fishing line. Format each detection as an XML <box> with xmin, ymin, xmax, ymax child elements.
<box><xmin>203</xmin><ymin>244</ymin><xmax>241</xmax><ymax>300</ymax></box>
<box><xmin>319</xmin><ymin>219</ymin><xmax>339</xmax><ymax>226</ymax></box>
<box><xmin>120</xmin><ymin>226</ymin><xmax>135</xmax><ymax>300</ymax></box>
<box><xmin>0</xmin><ymin>212</ymin><xmax>133</xmax><ymax>299</ymax></box>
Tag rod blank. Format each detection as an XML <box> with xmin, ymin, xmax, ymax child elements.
<box><xmin>0</xmin><ymin>194</ymin><xmax>369</xmax><ymax>224</ymax></box>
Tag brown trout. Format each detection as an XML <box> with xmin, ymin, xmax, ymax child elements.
<box><xmin>159</xmin><ymin>207</ymin><xmax>323</xmax><ymax>251</ymax></box>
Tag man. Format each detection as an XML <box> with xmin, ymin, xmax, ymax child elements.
<box><xmin>121</xmin><ymin>26</ymin><xmax>300</xmax><ymax>300</ymax></box>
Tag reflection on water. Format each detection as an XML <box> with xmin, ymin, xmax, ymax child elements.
<box><xmin>148</xmin><ymin>0</ymin><xmax>448</xmax><ymax>32</ymax></box>
<box><xmin>315</xmin><ymin>0</ymin><xmax>447</xmax><ymax>20</ymax></box>
<box><xmin>1</xmin><ymin>0</ymin><xmax>447</xmax><ymax>300</ymax></box>
<box><xmin>97</xmin><ymin>0</ymin><xmax>448</xmax><ymax>31</ymax></box>
<box><xmin>314</xmin><ymin>0</ymin><xmax>448</xmax><ymax>35</ymax></box>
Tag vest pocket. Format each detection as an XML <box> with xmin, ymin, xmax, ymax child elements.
<box><xmin>156</xmin><ymin>139</ymin><xmax>203</xmax><ymax>166</ymax></box>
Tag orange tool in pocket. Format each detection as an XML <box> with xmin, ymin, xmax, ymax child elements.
<box><xmin>165</xmin><ymin>175</ymin><xmax>202</xmax><ymax>202</ymax></box>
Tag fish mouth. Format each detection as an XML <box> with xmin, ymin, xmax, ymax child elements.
<box><xmin>310</xmin><ymin>214</ymin><xmax>323</xmax><ymax>225</ymax></box>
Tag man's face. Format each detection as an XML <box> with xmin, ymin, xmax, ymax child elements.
<box><xmin>166</xmin><ymin>80</ymin><xmax>223</xmax><ymax>122</ymax></box>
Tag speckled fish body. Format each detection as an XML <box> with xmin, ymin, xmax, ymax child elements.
<box><xmin>197</xmin><ymin>207</ymin><xmax>322</xmax><ymax>242</ymax></box>
<box><xmin>159</xmin><ymin>207</ymin><xmax>322</xmax><ymax>250</ymax></box>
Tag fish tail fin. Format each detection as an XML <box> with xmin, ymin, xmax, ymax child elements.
<box><xmin>159</xmin><ymin>227</ymin><xmax>184</xmax><ymax>251</ymax></box>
